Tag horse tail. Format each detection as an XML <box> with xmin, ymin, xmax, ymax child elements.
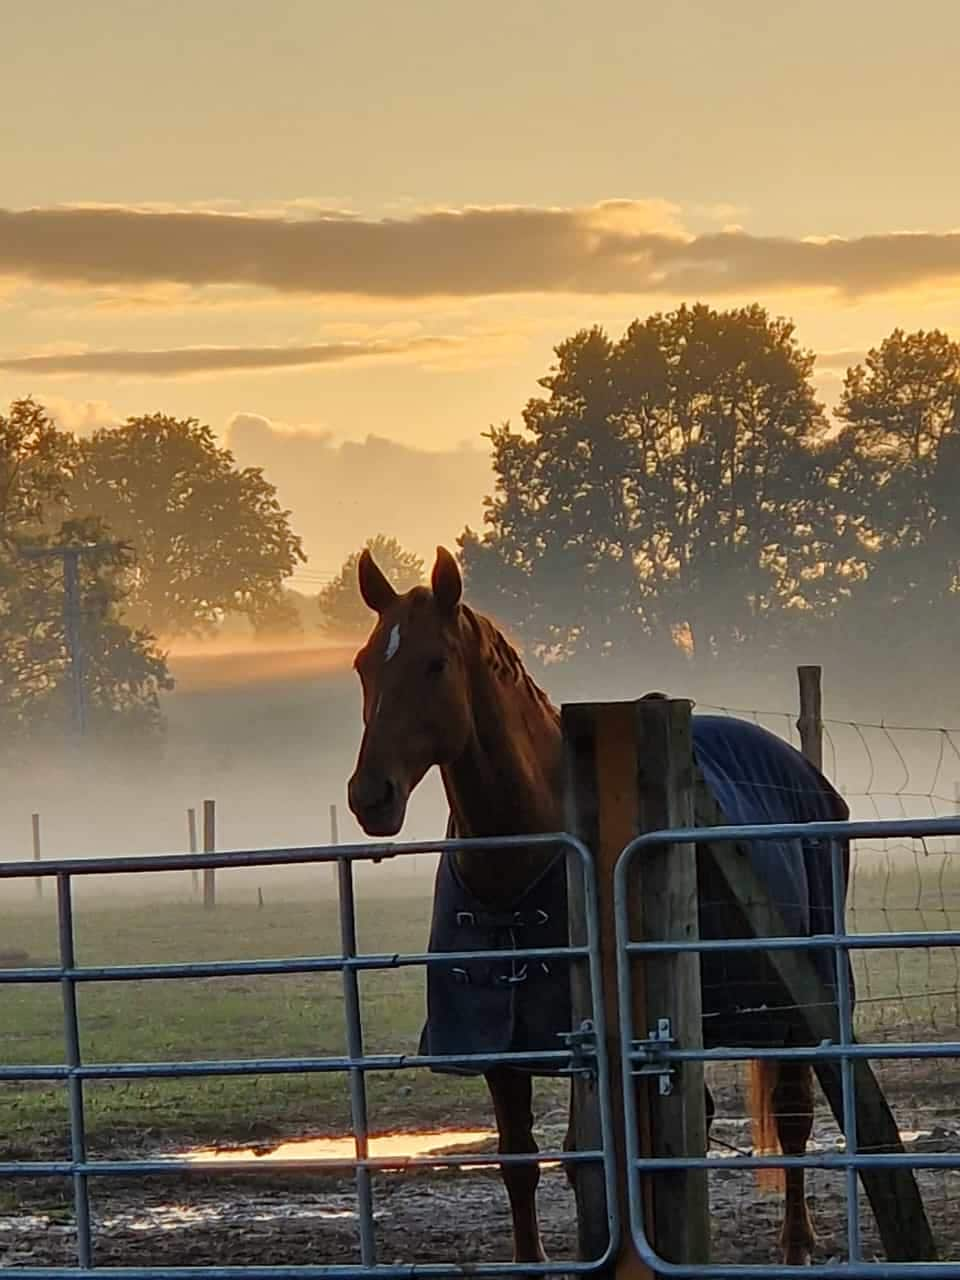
<box><xmin>749</xmin><ymin>1059</ymin><xmax>783</xmax><ymax>1193</ymax></box>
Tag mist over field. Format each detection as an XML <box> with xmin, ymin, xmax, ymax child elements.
<box><xmin>4</xmin><ymin>619</ymin><xmax>958</xmax><ymax>910</ymax></box>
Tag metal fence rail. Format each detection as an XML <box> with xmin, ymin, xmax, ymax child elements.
<box><xmin>0</xmin><ymin>834</ymin><xmax>618</xmax><ymax>1279</ymax></box>
<box><xmin>614</xmin><ymin>815</ymin><xmax>960</xmax><ymax>1280</ymax></box>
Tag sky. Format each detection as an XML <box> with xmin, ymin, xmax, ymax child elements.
<box><xmin>3</xmin><ymin>0</ymin><xmax>959</xmax><ymax>586</ymax></box>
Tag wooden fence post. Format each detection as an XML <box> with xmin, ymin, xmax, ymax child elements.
<box><xmin>563</xmin><ymin>697</ymin><xmax>709</xmax><ymax>1276</ymax></box>
<box><xmin>32</xmin><ymin>813</ymin><xmax>42</xmax><ymax>901</ymax></box>
<box><xmin>797</xmin><ymin>665</ymin><xmax>823</xmax><ymax>771</ymax></box>
<box><xmin>202</xmin><ymin>799</ymin><xmax>216</xmax><ymax>910</ymax></box>
<box><xmin>187</xmin><ymin>807</ymin><xmax>199</xmax><ymax>897</ymax></box>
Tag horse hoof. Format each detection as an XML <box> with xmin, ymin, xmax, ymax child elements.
<box><xmin>782</xmin><ymin>1245</ymin><xmax>813</xmax><ymax>1266</ymax></box>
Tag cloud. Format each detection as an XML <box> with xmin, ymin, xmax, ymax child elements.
<box><xmin>225</xmin><ymin>413</ymin><xmax>492</xmax><ymax>575</ymax></box>
<box><xmin>0</xmin><ymin>335</ymin><xmax>473</xmax><ymax>378</ymax></box>
<box><xmin>5</xmin><ymin>200</ymin><xmax>960</xmax><ymax>303</ymax></box>
<box><xmin>41</xmin><ymin>395</ymin><xmax>121</xmax><ymax>435</ymax></box>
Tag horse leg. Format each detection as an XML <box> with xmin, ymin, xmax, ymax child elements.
<box><xmin>773</xmin><ymin>1061</ymin><xmax>816</xmax><ymax>1265</ymax></box>
<box><xmin>486</xmin><ymin>1067</ymin><xmax>546</xmax><ymax>1264</ymax></box>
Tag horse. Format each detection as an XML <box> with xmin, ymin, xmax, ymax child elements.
<box><xmin>347</xmin><ymin>545</ymin><xmax>850</xmax><ymax>1268</ymax></box>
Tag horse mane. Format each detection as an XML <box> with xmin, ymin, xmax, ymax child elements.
<box><xmin>459</xmin><ymin>605</ymin><xmax>559</xmax><ymax>723</ymax></box>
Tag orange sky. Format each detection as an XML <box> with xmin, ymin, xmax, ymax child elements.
<box><xmin>3</xmin><ymin>0</ymin><xmax>959</xmax><ymax>582</ymax></box>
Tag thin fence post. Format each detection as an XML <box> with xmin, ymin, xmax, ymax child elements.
<box><xmin>563</xmin><ymin>696</ymin><xmax>708</xmax><ymax>1276</ymax></box>
<box><xmin>187</xmin><ymin>807</ymin><xmax>199</xmax><ymax>898</ymax></box>
<box><xmin>202</xmin><ymin>800</ymin><xmax>216</xmax><ymax>910</ymax></box>
<box><xmin>32</xmin><ymin>813</ymin><xmax>42</xmax><ymax>901</ymax></box>
<box><xmin>797</xmin><ymin>665</ymin><xmax>823</xmax><ymax>772</ymax></box>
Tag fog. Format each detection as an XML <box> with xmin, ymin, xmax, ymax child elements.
<box><xmin>0</xmin><ymin>637</ymin><xmax>448</xmax><ymax>907</ymax></box>
<box><xmin>3</xmin><ymin>626</ymin><xmax>957</xmax><ymax>912</ymax></box>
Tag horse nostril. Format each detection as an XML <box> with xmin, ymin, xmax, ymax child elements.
<box><xmin>350</xmin><ymin>775</ymin><xmax>396</xmax><ymax>813</ymax></box>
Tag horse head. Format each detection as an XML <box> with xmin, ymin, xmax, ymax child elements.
<box><xmin>347</xmin><ymin>546</ymin><xmax>474</xmax><ymax>837</ymax></box>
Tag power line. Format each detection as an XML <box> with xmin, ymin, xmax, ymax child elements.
<box><xmin>19</xmin><ymin>542</ymin><xmax>125</xmax><ymax>741</ymax></box>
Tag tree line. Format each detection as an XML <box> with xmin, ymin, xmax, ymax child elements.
<box><xmin>461</xmin><ymin>308</ymin><xmax>960</xmax><ymax>707</ymax></box>
<box><xmin>3</xmin><ymin>305</ymin><xmax>958</xmax><ymax>750</ymax></box>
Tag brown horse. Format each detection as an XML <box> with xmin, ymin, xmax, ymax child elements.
<box><xmin>347</xmin><ymin>545</ymin><xmax>819</xmax><ymax>1267</ymax></box>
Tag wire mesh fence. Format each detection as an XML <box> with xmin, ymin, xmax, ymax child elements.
<box><xmin>695</xmin><ymin>703</ymin><xmax>960</xmax><ymax>1265</ymax></box>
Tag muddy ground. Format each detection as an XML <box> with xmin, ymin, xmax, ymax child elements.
<box><xmin>3</xmin><ymin>1067</ymin><xmax>959</xmax><ymax>1271</ymax></box>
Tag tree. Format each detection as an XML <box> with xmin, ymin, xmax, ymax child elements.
<box><xmin>461</xmin><ymin>304</ymin><xmax>843</xmax><ymax>677</ymax></box>
<box><xmin>249</xmin><ymin>589</ymin><xmax>306</xmax><ymax>639</ymax></box>
<box><xmin>318</xmin><ymin>536</ymin><xmax>424</xmax><ymax>638</ymax></box>
<box><xmin>67</xmin><ymin>414</ymin><xmax>305</xmax><ymax>637</ymax></box>
<box><xmin>0</xmin><ymin>399</ymin><xmax>171</xmax><ymax>750</ymax></box>
<box><xmin>829</xmin><ymin>329</ymin><xmax>960</xmax><ymax>678</ymax></box>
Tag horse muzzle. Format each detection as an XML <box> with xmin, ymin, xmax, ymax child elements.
<box><xmin>347</xmin><ymin>770</ymin><xmax>408</xmax><ymax>838</ymax></box>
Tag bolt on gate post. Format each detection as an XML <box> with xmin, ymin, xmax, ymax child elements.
<box><xmin>563</xmin><ymin>696</ymin><xmax>709</xmax><ymax>1278</ymax></box>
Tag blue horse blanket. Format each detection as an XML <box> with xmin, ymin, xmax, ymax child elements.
<box><xmin>418</xmin><ymin>714</ymin><xmax>851</xmax><ymax>1071</ymax></box>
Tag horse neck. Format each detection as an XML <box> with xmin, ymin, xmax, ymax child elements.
<box><xmin>440</xmin><ymin>611</ymin><xmax>563</xmax><ymax>905</ymax></box>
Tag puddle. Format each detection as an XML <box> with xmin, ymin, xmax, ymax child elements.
<box><xmin>175</xmin><ymin>1129</ymin><xmax>495</xmax><ymax>1166</ymax></box>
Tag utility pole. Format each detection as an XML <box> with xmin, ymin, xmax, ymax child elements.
<box><xmin>20</xmin><ymin>542</ymin><xmax>123</xmax><ymax>741</ymax></box>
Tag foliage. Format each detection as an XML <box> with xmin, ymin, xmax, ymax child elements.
<box><xmin>0</xmin><ymin>399</ymin><xmax>171</xmax><ymax>749</ymax></box>
<box><xmin>68</xmin><ymin>414</ymin><xmax>305</xmax><ymax>637</ymax></box>
<box><xmin>318</xmin><ymin>535</ymin><xmax>425</xmax><ymax>638</ymax></box>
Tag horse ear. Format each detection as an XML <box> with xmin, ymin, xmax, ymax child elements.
<box><xmin>358</xmin><ymin>548</ymin><xmax>397</xmax><ymax>614</ymax></box>
<box><xmin>431</xmin><ymin>546</ymin><xmax>462</xmax><ymax>613</ymax></box>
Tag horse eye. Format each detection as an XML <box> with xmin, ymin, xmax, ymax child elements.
<box><xmin>426</xmin><ymin>656</ymin><xmax>446</xmax><ymax>676</ymax></box>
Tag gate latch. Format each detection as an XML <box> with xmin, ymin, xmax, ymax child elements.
<box><xmin>632</xmin><ymin>1017</ymin><xmax>675</xmax><ymax>1096</ymax></box>
<box><xmin>558</xmin><ymin>1018</ymin><xmax>597</xmax><ymax>1079</ymax></box>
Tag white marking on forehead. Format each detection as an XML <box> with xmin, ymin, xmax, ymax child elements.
<box><xmin>384</xmin><ymin>623</ymin><xmax>401</xmax><ymax>662</ymax></box>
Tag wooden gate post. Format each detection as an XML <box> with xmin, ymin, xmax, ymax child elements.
<box><xmin>202</xmin><ymin>799</ymin><xmax>216</xmax><ymax>910</ymax></box>
<box><xmin>563</xmin><ymin>696</ymin><xmax>709</xmax><ymax>1276</ymax></box>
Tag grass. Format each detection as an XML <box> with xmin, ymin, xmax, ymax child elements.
<box><xmin>0</xmin><ymin>887</ymin><xmax>535</xmax><ymax>1161</ymax></box>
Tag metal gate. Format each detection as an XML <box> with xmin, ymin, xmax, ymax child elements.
<box><xmin>0</xmin><ymin>833</ymin><xmax>618</xmax><ymax>1279</ymax></box>
<box><xmin>614</xmin><ymin>814</ymin><xmax>960</xmax><ymax>1279</ymax></box>
<box><xmin>5</xmin><ymin>816</ymin><xmax>960</xmax><ymax>1276</ymax></box>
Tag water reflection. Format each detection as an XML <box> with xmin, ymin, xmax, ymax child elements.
<box><xmin>179</xmin><ymin>1129</ymin><xmax>494</xmax><ymax>1165</ymax></box>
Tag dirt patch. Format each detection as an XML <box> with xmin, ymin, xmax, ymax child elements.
<box><xmin>2</xmin><ymin>1070</ymin><xmax>958</xmax><ymax>1270</ymax></box>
